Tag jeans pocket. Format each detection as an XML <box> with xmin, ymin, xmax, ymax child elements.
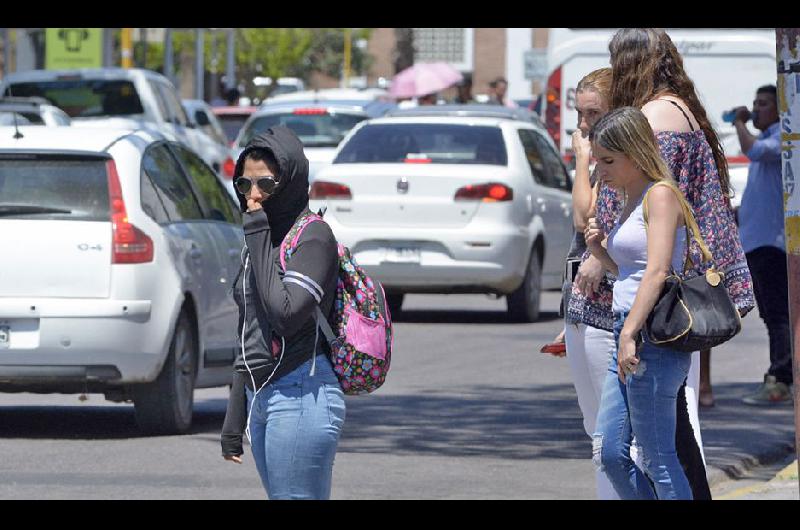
<box><xmin>322</xmin><ymin>383</ymin><xmax>346</xmax><ymax>430</ymax></box>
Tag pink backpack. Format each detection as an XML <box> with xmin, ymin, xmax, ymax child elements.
<box><xmin>280</xmin><ymin>211</ymin><xmax>393</xmax><ymax>395</ymax></box>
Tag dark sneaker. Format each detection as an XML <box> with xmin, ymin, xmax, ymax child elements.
<box><xmin>742</xmin><ymin>375</ymin><xmax>793</xmax><ymax>405</ymax></box>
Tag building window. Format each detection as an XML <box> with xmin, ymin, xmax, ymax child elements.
<box><xmin>412</xmin><ymin>28</ymin><xmax>473</xmax><ymax>71</ymax></box>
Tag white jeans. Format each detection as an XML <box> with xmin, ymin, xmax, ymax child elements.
<box><xmin>564</xmin><ymin>322</ymin><xmax>704</xmax><ymax>499</ymax></box>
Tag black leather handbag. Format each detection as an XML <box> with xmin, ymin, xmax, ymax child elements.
<box><xmin>641</xmin><ymin>183</ymin><xmax>742</xmax><ymax>352</ymax></box>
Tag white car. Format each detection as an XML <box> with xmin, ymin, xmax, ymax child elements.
<box><xmin>0</xmin><ymin>68</ymin><xmax>230</xmax><ymax>181</ymax></box>
<box><xmin>234</xmin><ymin>100</ymin><xmax>370</xmax><ymax>182</ymax></box>
<box><xmin>309</xmin><ymin>106</ymin><xmax>574</xmax><ymax>321</ymax></box>
<box><xmin>0</xmin><ymin>96</ymin><xmax>71</xmax><ymax>126</ymax></box>
<box><xmin>0</xmin><ymin>126</ymin><xmax>244</xmax><ymax>434</ymax></box>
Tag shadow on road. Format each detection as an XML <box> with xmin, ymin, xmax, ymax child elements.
<box><xmin>393</xmin><ymin>309</ymin><xmax>561</xmax><ymax>325</ymax></box>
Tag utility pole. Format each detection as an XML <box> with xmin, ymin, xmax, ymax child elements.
<box><xmin>195</xmin><ymin>28</ymin><xmax>204</xmax><ymax>101</ymax></box>
<box><xmin>226</xmin><ymin>28</ymin><xmax>235</xmax><ymax>94</ymax></box>
<box><xmin>776</xmin><ymin>27</ymin><xmax>800</xmax><ymax>495</ymax></box>
<box><xmin>121</xmin><ymin>28</ymin><xmax>133</xmax><ymax>69</ymax></box>
<box><xmin>343</xmin><ymin>28</ymin><xmax>351</xmax><ymax>88</ymax></box>
<box><xmin>164</xmin><ymin>28</ymin><xmax>174</xmax><ymax>84</ymax></box>
<box><xmin>2</xmin><ymin>28</ymin><xmax>9</xmax><ymax>79</ymax></box>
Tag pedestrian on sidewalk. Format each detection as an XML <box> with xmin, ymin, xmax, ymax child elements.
<box><xmin>486</xmin><ymin>77</ymin><xmax>518</xmax><ymax>108</ymax></box>
<box><xmin>591</xmin><ymin>27</ymin><xmax>756</xmax><ymax>499</ymax></box>
<box><xmin>586</xmin><ymin>106</ymin><xmax>695</xmax><ymax>499</ymax></box>
<box><xmin>220</xmin><ymin>126</ymin><xmax>346</xmax><ymax>499</ymax></box>
<box><xmin>551</xmin><ymin>68</ymin><xmax>647</xmax><ymax>499</ymax></box>
<box><xmin>730</xmin><ymin>85</ymin><xmax>793</xmax><ymax>405</ymax></box>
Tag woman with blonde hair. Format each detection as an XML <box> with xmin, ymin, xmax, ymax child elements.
<box><xmin>586</xmin><ymin>106</ymin><xmax>695</xmax><ymax>499</ymax></box>
<box><xmin>585</xmin><ymin>27</ymin><xmax>755</xmax><ymax>500</ymax></box>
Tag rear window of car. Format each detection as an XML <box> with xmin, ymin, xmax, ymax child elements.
<box><xmin>333</xmin><ymin>123</ymin><xmax>508</xmax><ymax>165</ymax></box>
<box><xmin>218</xmin><ymin>115</ymin><xmax>249</xmax><ymax>143</ymax></box>
<box><xmin>5</xmin><ymin>80</ymin><xmax>144</xmax><ymax>118</ymax></box>
<box><xmin>239</xmin><ymin>111</ymin><xmax>367</xmax><ymax>148</ymax></box>
<box><xmin>0</xmin><ymin>157</ymin><xmax>109</xmax><ymax>220</ymax></box>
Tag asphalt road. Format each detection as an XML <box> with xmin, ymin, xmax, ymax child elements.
<box><xmin>0</xmin><ymin>291</ymin><xmax>784</xmax><ymax>499</ymax></box>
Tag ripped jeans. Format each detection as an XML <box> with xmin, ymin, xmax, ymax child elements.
<box><xmin>592</xmin><ymin>312</ymin><xmax>693</xmax><ymax>500</ymax></box>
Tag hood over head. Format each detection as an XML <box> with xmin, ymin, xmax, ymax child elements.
<box><xmin>233</xmin><ymin>125</ymin><xmax>310</xmax><ymax>245</ymax></box>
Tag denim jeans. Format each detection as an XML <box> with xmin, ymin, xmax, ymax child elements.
<box><xmin>593</xmin><ymin>313</ymin><xmax>693</xmax><ymax>500</ymax></box>
<box><xmin>246</xmin><ymin>354</ymin><xmax>346</xmax><ymax>500</ymax></box>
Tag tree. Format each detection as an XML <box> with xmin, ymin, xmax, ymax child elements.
<box><xmin>394</xmin><ymin>28</ymin><xmax>415</xmax><ymax>74</ymax></box>
<box><xmin>303</xmin><ymin>28</ymin><xmax>374</xmax><ymax>81</ymax></box>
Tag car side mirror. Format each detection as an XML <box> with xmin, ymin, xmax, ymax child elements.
<box><xmin>194</xmin><ymin>110</ymin><xmax>211</xmax><ymax>127</ymax></box>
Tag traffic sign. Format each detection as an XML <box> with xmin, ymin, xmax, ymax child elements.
<box><xmin>524</xmin><ymin>49</ymin><xmax>547</xmax><ymax>81</ymax></box>
<box><xmin>46</xmin><ymin>28</ymin><xmax>102</xmax><ymax>70</ymax></box>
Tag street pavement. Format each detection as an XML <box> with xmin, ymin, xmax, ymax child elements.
<box><xmin>0</xmin><ymin>291</ymin><xmax>796</xmax><ymax>499</ymax></box>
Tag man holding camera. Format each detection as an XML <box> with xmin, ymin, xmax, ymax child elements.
<box><xmin>731</xmin><ymin>84</ymin><xmax>793</xmax><ymax>405</ymax></box>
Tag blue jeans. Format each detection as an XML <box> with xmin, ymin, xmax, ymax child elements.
<box><xmin>246</xmin><ymin>354</ymin><xmax>346</xmax><ymax>500</ymax></box>
<box><xmin>592</xmin><ymin>312</ymin><xmax>693</xmax><ymax>500</ymax></box>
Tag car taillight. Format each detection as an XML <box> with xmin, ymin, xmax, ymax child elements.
<box><xmin>545</xmin><ymin>66</ymin><xmax>562</xmax><ymax>149</ymax></box>
<box><xmin>223</xmin><ymin>156</ymin><xmax>236</xmax><ymax>179</ymax></box>
<box><xmin>310</xmin><ymin>181</ymin><xmax>352</xmax><ymax>200</ymax></box>
<box><xmin>107</xmin><ymin>160</ymin><xmax>154</xmax><ymax>264</ymax></box>
<box><xmin>726</xmin><ymin>155</ymin><xmax>750</xmax><ymax>166</ymax></box>
<box><xmin>293</xmin><ymin>108</ymin><xmax>327</xmax><ymax>115</ymax></box>
<box><xmin>454</xmin><ymin>183</ymin><xmax>513</xmax><ymax>202</ymax></box>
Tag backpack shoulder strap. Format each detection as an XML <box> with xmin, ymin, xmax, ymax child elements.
<box><xmin>314</xmin><ymin>306</ymin><xmax>337</xmax><ymax>344</ymax></box>
<box><xmin>279</xmin><ymin>212</ymin><xmax>325</xmax><ymax>271</ymax></box>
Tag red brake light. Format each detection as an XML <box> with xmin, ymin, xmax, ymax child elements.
<box><xmin>293</xmin><ymin>108</ymin><xmax>328</xmax><ymax>115</ymax></box>
<box><xmin>223</xmin><ymin>156</ymin><xmax>236</xmax><ymax>179</ymax></box>
<box><xmin>310</xmin><ymin>181</ymin><xmax>352</xmax><ymax>200</ymax></box>
<box><xmin>545</xmin><ymin>66</ymin><xmax>562</xmax><ymax>148</ymax></box>
<box><xmin>726</xmin><ymin>155</ymin><xmax>750</xmax><ymax>165</ymax></box>
<box><xmin>454</xmin><ymin>182</ymin><xmax>513</xmax><ymax>202</ymax></box>
<box><xmin>107</xmin><ymin>160</ymin><xmax>154</xmax><ymax>264</ymax></box>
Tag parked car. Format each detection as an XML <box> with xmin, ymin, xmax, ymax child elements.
<box><xmin>211</xmin><ymin>105</ymin><xmax>258</xmax><ymax>145</ymax></box>
<box><xmin>234</xmin><ymin>100</ymin><xmax>371</xmax><ymax>181</ymax></box>
<box><xmin>0</xmin><ymin>96</ymin><xmax>71</xmax><ymax>126</ymax></box>
<box><xmin>182</xmin><ymin>98</ymin><xmax>236</xmax><ymax>181</ymax></box>
<box><xmin>309</xmin><ymin>105</ymin><xmax>573</xmax><ymax>321</ymax></box>
<box><xmin>0</xmin><ymin>125</ymin><xmax>244</xmax><ymax>434</ymax></box>
<box><xmin>0</xmin><ymin>68</ymin><xmax>230</xmax><ymax>179</ymax></box>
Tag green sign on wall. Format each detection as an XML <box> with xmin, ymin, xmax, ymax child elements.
<box><xmin>45</xmin><ymin>28</ymin><xmax>103</xmax><ymax>70</ymax></box>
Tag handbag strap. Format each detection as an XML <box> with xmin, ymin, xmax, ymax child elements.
<box><xmin>641</xmin><ymin>181</ymin><xmax>714</xmax><ymax>274</ymax></box>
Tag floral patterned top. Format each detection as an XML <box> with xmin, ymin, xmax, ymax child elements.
<box><xmin>566</xmin><ymin>130</ymin><xmax>755</xmax><ymax>331</ymax></box>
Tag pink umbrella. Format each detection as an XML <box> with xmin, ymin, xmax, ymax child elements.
<box><xmin>389</xmin><ymin>62</ymin><xmax>464</xmax><ymax>99</ymax></box>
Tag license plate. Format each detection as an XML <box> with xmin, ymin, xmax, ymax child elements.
<box><xmin>383</xmin><ymin>247</ymin><xmax>420</xmax><ymax>264</ymax></box>
<box><xmin>0</xmin><ymin>326</ymin><xmax>9</xmax><ymax>349</ymax></box>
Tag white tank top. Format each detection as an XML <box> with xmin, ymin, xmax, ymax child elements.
<box><xmin>607</xmin><ymin>184</ymin><xmax>687</xmax><ymax>313</ymax></box>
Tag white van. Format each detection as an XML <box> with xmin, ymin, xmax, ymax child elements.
<box><xmin>542</xmin><ymin>28</ymin><xmax>777</xmax><ymax>207</ymax></box>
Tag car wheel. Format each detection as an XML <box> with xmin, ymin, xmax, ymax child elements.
<box><xmin>386</xmin><ymin>293</ymin><xmax>404</xmax><ymax>316</ymax></box>
<box><xmin>507</xmin><ymin>247</ymin><xmax>542</xmax><ymax>323</ymax></box>
<box><xmin>133</xmin><ymin>310</ymin><xmax>197</xmax><ymax>435</ymax></box>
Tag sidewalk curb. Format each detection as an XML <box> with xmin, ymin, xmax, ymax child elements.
<box><xmin>706</xmin><ymin>442</ymin><xmax>796</xmax><ymax>488</ymax></box>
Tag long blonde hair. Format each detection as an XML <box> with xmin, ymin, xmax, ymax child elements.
<box><xmin>589</xmin><ymin>106</ymin><xmax>687</xmax><ymax>207</ymax></box>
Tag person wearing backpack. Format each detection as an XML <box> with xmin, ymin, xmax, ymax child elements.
<box><xmin>220</xmin><ymin>126</ymin><xmax>346</xmax><ymax>500</ymax></box>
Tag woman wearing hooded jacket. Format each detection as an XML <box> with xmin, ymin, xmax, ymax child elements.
<box><xmin>220</xmin><ymin>126</ymin><xmax>345</xmax><ymax>500</ymax></box>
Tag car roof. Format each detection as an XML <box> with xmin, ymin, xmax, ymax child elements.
<box><xmin>386</xmin><ymin>104</ymin><xmax>544</xmax><ymax>124</ymax></box>
<box><xmin>263</xmin><ymin>88</ymin><xmax>388</xmax><ymax>104</ymax></box>
<box><xmin>1</xmin><ymin>68</ymin><xmax>167</xmax><ymax>84</ymax></box>
<box><xmin>211</xmin><ymin>106</ymin><xmax>258</xmax><ymax>115</ymax></box>
<box><xmin>362</xmin><ymin>114</ymin><xmax>534</xmax><ymax>128</ymax></box>
<box><xmin>0</xmin><ymin>125</ymin><xmax>165</xmax><ymax>152</ymax></box>
<box><xmin>252</xmin><ymin>102</ymin><xmax>370</xmax><ymax>118</ymax></box>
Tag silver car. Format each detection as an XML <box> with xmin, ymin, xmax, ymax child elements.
<box><xmin>0</xmin><ymin>125</ymin><xmax>244</xmax><ymax>434</ymax></box>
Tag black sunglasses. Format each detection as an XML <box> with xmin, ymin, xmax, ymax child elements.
<box><xmin>234</xmin><ymin>176</ymin><xmax>278</xmax><ymax>195</ymax></box>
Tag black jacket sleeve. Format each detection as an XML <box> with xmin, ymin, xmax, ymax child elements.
<box><xmin>243</xmin><ymin>208</ymin><xmax>337</xmax><ymax>338</ymax></box>
<box><xmin>220</xmin><ymin>371</ymin><xmax>246</xmax><ymax>457</ymax></box>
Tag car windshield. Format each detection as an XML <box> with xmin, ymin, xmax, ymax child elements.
<box><xmin>333</xmin><ymin>123</ymin><xmax>508</xmax><ymax>165</ymax></box>
<box><xmin>5</xmin><ymin>80</ymin><xmax>144</xmax><ymax>118</ymax></box>
<box><xmin>239</xmin><ymin>111</ymin><xmax>367</xmax><ymax>148</ymax></box>
<box><xmin>0</xmin><ymin>158</ymin><xmax>109</xmax><ymax>220</ymax></box>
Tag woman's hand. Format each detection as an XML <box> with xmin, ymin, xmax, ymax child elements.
<box><xmin>585</xmin><ymin>217</ymin><xmax>605</xmax><ymax>254</ymax></box>
<box><xmin>571</xmin><ymin>129</ymin><xmax>592</xmax><ymax>164</ymax></box>
<box><xmin>224</xmin><ymin>455</ymin><xmax>243</xmax><ymax>464</ymax></box>
<box><xmin>247</xmin><ymin>197</ymin><xmax>263</xmax><ymax>212</ymax></box>
<box><xmin>617</xmin><ymin>333</ymin><xmax>640</xmax><ymax>384</ymax></box>
<box><xmin>575</xmin><ymin>255</ymin><xmax>605</xmax><ymax>296</ymax></box>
